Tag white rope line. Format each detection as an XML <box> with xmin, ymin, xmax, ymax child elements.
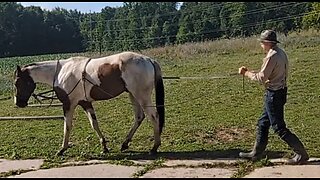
<box><xmin>0</xmin><ymin>116</ymin><xmax>64</xmax><ymax>121</ymax></box>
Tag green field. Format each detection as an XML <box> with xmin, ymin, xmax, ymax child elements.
<box><xmin>0</xmin><ymin>30</ymin><xmax>319</xmax><ymax>172</ymax></box>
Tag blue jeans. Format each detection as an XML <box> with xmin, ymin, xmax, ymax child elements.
<box><xmin>252</xmin><ymin>87</ymin><xmax>308</xmax><ymax>158</ymax></box>
<box><xmin>258</xmin><ymin>87</ymin><xmax>289</xmax><ymax>138</ymax></box>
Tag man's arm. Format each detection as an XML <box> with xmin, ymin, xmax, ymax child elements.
<box><xmin>244</xmin><ymin>57</ymin><xmax>276</xmax><ymax>84</ymax></box>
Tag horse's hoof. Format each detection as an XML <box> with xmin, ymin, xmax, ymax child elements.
<box><xmin>121</xmin><ymin>144</ymin><xmax>129</xmax><ymax>152</ymax></box>
<box><xmin>56</xmin><ymin>150</ymin><xmax>65</xmax><ymax>156</ymax></box>
<box><xmin>68</xmin><ymin>142</ymin><xmax>74</xmax><ymax>148</ymax></box>
<box><xmin>149</xmin><ymin>136</ymin><xmax>154</xmax><ymax>141</ymax></box>
<box><xmin>100</xmin><ymin>151</ymin><xmax>107</xmax><ymax>155</ymax></box>
<box><xmin>149</xmin><ymin>149</ymin><xmax>157</xmax><ymax>156</ymax></box>
<box><xmin>102</xmin><ymin>148</ymin><xmax>109</xmax><ymax>154</ymax></box>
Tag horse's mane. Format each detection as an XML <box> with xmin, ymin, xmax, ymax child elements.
<box><xmin>68</xmin><ymin>56</ymin><xmax>89</xmax><ymax>61</ymax></box>
<box><xmin>23</xmin><ymin>61</ymin><xmax>54</xmax><ymax>68</ymax></box>
<box><xmin>22</xmin><ymin>57</ymin><xmax>88</xmax><ymax>68</ymax></box>
<box><xmin>23</xmin><ymin>63</ymin><xmax>38</xmax><ymax>68</ymax></box>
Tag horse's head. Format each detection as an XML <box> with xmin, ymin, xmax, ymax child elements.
<box><xmin>14</xmin><ymin>65</ymin><xmax>36</xmax><ymax>108</ymax></box>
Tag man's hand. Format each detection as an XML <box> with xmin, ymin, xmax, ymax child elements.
<box><xmin>238</xmin><ymin>66</ymin><xmax>248</xmax><ymax>75</ymax></box>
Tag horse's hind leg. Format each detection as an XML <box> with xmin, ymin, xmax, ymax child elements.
<box><xmin>131</xmin><ymin>90</ymin><xmax>161</xmax><ymax>155</ymax></box>
<box><xmin>145</xmin><ymin>105</ymin><xmax>161</xmax><ymax>155</ymax></box>
<box><xmin>78</xmin><ymin>100</ymin><xmax>108</xmax><ymax>153</ymax></box>
<box><xmin>121</xmin><ymin>93</ymin><xmax>145</xmax><ymax>151</ymax></box>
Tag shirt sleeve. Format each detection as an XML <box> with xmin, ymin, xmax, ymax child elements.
<box><xmin>245</xmin><ymin>56</ymin><xmax>277</xmax><ymax>84</ymax></box>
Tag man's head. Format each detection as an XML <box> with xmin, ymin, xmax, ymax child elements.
<box><xmin>258</xmin><ymin>30</ymin><xmax>280</xmax><ymax>51</ymax></box>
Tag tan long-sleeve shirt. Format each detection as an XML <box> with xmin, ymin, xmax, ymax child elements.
<box><xmin>245</xmin><ymin>46</ymin><xmax>288</xmax><ymax>91</ymax></box>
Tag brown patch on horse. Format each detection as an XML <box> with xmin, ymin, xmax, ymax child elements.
<box><xmin>90</xmin><ymin>63</ymin><xmax>126</xmax><ymax>100</ymax></box>
<box><xmin>78</xmin><ymin>100</ymin><xmax>97</xmax><ymax>119</ymax></box>
<box><xmin>54</xmin><ymin>86</ymin><xmax>71</xmax><ymax>114</ymax></box>
<box><xmin>78</xmin><ymin>100</ymin><xmax>92</xmax><ymax>110</ymax></box>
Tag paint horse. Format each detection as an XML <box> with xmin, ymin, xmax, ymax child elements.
<box><xmin>13</xmin><ymin>51</ymin><xmax>165</xmax><ymax>155</ymax></box>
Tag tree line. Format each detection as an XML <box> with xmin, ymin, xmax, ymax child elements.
<box><xmin>0</xmin><ymin>2</ymin><xmax>319</xmax><ymax>58</ymax></box>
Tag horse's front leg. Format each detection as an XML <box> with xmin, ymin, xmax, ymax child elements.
<box><xmin>78</xmin><ymin>100</ymin><xmax>108</xmax><ymax>154</ymax></box>
<box><xmin>56</xmin><ymin>104</ymin><xmax>76</xmax><ymax>156</ymax></box>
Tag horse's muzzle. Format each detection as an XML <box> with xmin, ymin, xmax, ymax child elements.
<box><xmin>14</xmin><ymin>96</ymin><xmax>28</xmax><ymax>108</ymax></box>
<box><xmin>16</xmin><ymin>101</ymin><xmax>28</xmax><ymax>108</ymax></box>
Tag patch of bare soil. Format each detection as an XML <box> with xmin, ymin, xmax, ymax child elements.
<box><xmin>215</xmin><ymin>127</ymin><xmax>250</xmax><ymax>142</ymax></box>
<box><xmin>196</xmin><ymin>127</ymin><xmax>251</xmax><ymax>144</ymax></box>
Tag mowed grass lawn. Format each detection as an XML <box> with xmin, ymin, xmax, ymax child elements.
<box><xmin>0</xmin><ymin>31</ymin><xmax>319</xmax><ymax>165</ymax></box>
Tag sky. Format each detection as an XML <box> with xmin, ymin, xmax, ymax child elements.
<box><xmin>18</xmin><ymin>2</ymin><xmax>125</xmax><ymax>13</ymax></box>
<box><xmin>18</xmin><ymin>2</ymin><xmax>182</xmax><ymax>13</ymax></box>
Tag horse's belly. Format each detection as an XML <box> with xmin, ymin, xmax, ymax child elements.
<box><xmin>89</xmin><ymin>63</ymin><xmax>126</xmax><ymax>100</ymax></box>
<box><xmin>90</xmin><ymin>83</ymin><xmax>126</xmax><ymax>100</ymax></box>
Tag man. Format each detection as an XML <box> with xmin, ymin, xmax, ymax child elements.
<box><xmin>238</xmin><ymin>30</ymin><xmax>309</xmax><ymax>165</ymax></box>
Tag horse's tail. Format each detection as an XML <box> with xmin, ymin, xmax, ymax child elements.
<box><xmin>151</xmin><ymin>59</ymin><xmax>165</xmax><ymax>134</ymax></box>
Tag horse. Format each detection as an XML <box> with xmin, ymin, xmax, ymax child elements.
<box><xmin>13</xmin><ymin>51</ymin><xmax>165</xmax><ymax>155</ymax></box>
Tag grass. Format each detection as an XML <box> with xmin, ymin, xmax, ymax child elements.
<box><xmin>0</xmin><ymin>29</ymin><xmax>319</xmax><ymax>176</ymax></box>
<box><xmin>132</xmin><ymin>158</ymin><xmax>165</xmax><ymax>178</ymax></box>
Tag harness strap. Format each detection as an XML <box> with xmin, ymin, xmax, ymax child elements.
<box><xmin>66</xmin><ymin>58</ymin><xmax>92</xmax><ymax>98</ymax></box>
<box><xmin>82</xmin><ymin>58</ymin><xmax>92</xmax><ymax>101</ymax></box>
<box><xmin>49</xmin><ymin>59</ymin><xmax>60</xmax><ymax>106</ymax></box>
<box><xmin>66</xmin><ymin>79</ymin><xmax>82</xmax><ymax>96</ymax></box>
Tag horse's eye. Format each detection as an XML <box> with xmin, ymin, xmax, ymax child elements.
<box><xmin>14</xmin><ymin>81</ymin><xmax>19</xmax><ymax>87</ymax></box>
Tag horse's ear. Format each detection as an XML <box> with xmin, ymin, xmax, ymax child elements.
<box><xmin>16</xmin><ymin>65</ymin><xmax>22</xmax><ymax>76</ymax></box>
<box><xmin>16</xmin><ymin>65</ymin><xmax>21</xmax><ymax>73</ymax></box>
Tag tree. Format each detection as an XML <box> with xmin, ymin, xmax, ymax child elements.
<box><xmin>219</xmin><ymin>2</ymin><xmax>248</xmax><ymax>38</ymax></box>
<box><xmin>124</xmin><ymin>2</ymin><xmax>144</xmax><ymax>51</ymax></box>
<box><xmin>0</xmin><ymin>2</ymin><xmax>316</xmax><ymax>57</ymax></box>
<box><xmin>43</xmin><ymin>7</ymin><xmax>84</xmax><ymax>54</ymax></box>
<box><xmin>15</xmin><ymin>6</ymin><xmax>46</xmax><ymax>56</ymax></box>
<box><xmin>162</xmin><ymin>21</ymin><xmax>174</xmax><ymax>46</ymax></box>
<box><xmin>302</xmin><ymin>2</ymin><xmax>320</xmax><ymax>30</ymax></box>
<box><xmin>0</xmin><ymin>2</ymin><xmax>23</xmax><ymax>57</ymax></box>
<box><xmin>79</xmin><ymin>13</ymin><xmax>92</xmax><ymax>51</ymax></box>
<box><xmin>147</xmin><ymin>13</ymin><xmax>163</xmax><ymax>48</ymax></box>
<box><xmin>176</xmin><ymin>3</ymin><xmax>197</xmax><ymax>44</ymax></box>
<box><xmin>100</xmin><ymin>6</ymin><xmax>116</xmax><ymax>52</ymax></box>
<box><xmin>192</xmin><ymin>2</ymin><xmax>224</xmax><ymax>41</ymax></box>
<box><xmin>113</xmin><ymin>6</ymin><xmax>129</xmax><ymax>50</ymax></box>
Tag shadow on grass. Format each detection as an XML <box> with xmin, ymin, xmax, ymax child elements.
<box><xmin>80</xmin><ymin>149</ymin><xmax>287</xmax><ymax>161</ymax></box>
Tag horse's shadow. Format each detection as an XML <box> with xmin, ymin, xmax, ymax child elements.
<box><xmin>84</xmin><ymin>148</ymin><xmax>287</xmax><ymax>161</ymax></box>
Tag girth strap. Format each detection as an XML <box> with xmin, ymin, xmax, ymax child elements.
<box><xmin>66</xmin><ymin>58</ymin><xmax>92</xmax><ymax>99</ymax></box>
<box><xmin>82</xmin><ymin>58</ymin><xmax>92</xmax><ymax>101</ymax></box>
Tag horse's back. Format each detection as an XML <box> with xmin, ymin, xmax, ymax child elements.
<box><xmin>90</xmin><ymin>51</ymin><xmax>155</xmax><ymax>84</ymax></box>
<box><xmin>96</xmin><ymin>52</ymin><xmax>156</xmax><ymax>96</ymax></box>
<box><xmin>59</xmin><ymin>52</ymin><xmax>156</xmax><ymax>101</ymax></box>
<box><xmin>94</xmin><ymin>51</ymin><xmax>150</xmax><ymax>65</ymax></box>
<box><xmin>118</xmin><ymin>52</ymin><xmax>155</xmax><ymax>89</ymax></box>
<box><xmin>88</xmin><ymin>52</ymin><xmax>154</xmax><ymax>101</ymax></box>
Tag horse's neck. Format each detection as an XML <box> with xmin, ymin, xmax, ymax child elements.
<box><xmin>28</xmin><ymin>61</ymin><xmax>59</xmax><ymax>86</ymax></box>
